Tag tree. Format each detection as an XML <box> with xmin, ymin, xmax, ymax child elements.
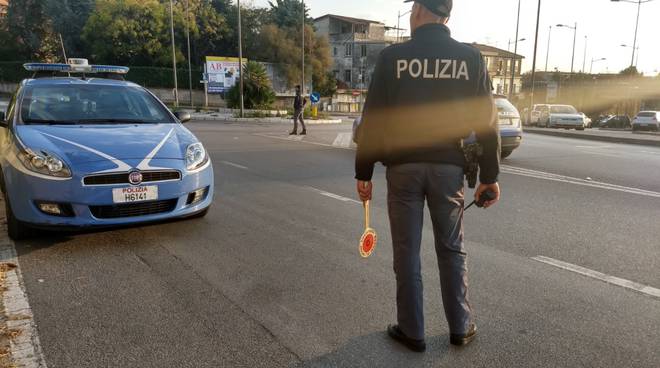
<box><xmin>619</xmin><ymin>66</ymin><xmax>641</xmax><ymax>77</ymax></box>
<box><xmin>226</xmin><ymin>61</ymin><xmax>275</xmax><ymax>109</ymax></box>
<box><xmin>4</xmin><ymin>0</ymin><xmax>59</xmax><ymax>61</ymax></box>
<box><xmin>82</xmin><ymin>0</ymin><xmax>174</xmax><ymax>66</ymax></box>
<box><xmin>267</xmin><ymin>0</ymin><xmax>309</xmax><ymax>29</ymax></box>
<box><xmin>44</xmin><ymin>0</ymin><xmax>96</xmax><ymax>59</ymax></box>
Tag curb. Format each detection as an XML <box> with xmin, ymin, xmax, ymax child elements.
<box><xmin>191</xmin><ymin>116</ymin><xmax>343</xmax><ymax>124</ymax></box>
<box><xmin>523</xmin><ymin>128</ymin><xmax>660</xmax><ymax>147</ymax></box>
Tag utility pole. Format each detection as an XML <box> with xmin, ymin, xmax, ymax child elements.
<box><xmin>530</xmin><ymin>0</ymin><xmax>542</xmax><ymax>117</ymax></box>
<box><xmin>556</xmin><ymin>23</ymin><xmax>577</xmax><ymax>73</ymax></box>
<box><xmin>582</xmin><ymin>35</ymin><xmax>587</xmax><ymax>73</ymax></box>
<box><xmin>545</xmin><ymin>26</ymin><xmax>551</xmax><ymax>72</ymax></box>
<box><xmin>302</xmin><ymin>0</ymin><xmax>305</xmax><ymax>96</ymax></box>
<box><xmin>611</xmin><ymin>0</ymin><xmax>656</xmax><ymax>67</ymax></box>
<box><xmin>237</xmin><ymin>0</ymin><xmax>244</xmax><ymax>117</ymax></box>
<box><xmin>509</xmin><ymin>0</ymin><xmax>521</xmax><ymax>98</ymax></box>
<box><xmin>169</xmin><ymin>0</ymin><xmax>179</xmax><ymax>107</ymax></box>
<box><xmin>185</xmin><ymin>0</ymin><xmax>193</xmax><ymax>107</ymax></box>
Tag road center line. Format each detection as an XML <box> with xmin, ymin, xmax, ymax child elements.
<box><xmin>532</xmin><ymin>256</ymin><xmax>660</xmax><ymax>299</ymax></box>
<box><xmin>252</xmin><ymin>133</ymin><xmax>354</xmax><ymax>150</ymax></box>
<box><xmin>307</xmin><ymin>187</ymin><xmax>361</xmax><ymax>204</ymax></box>
<box><xmin>221</xmin><ymin>161</ymin><xmax>249</xmax><ymax>170</ymax></box>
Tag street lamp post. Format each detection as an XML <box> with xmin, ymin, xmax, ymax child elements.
<box><xmin>582</xmin><ymin>35</ymin><xmax>587</xmax><ymax>73</ymax></box>
<box><xmin>621</xmin><ymin>44</ymin><xmax>641</xmax><ymax>68</ymax></box>
<box><xmin>169</xmin><ymin>0</ymin><xmax>179</xmax><ymax>107</ymax></box>
<box><xmin>302</xmin><ymin>0</ymin><xmax>305</xmax><ymax>96</ymax></box>
<box><xmin>237</xmin><ymin>0</ymin><xmax>244</xmax><ymax>117</ymax></box>
<box><xmin>505</xmin><ymin>38</ymin><xmax>525</xmax><ymax>97</ymax></box>
<box><xmin>556</xmin><ymin>22</ymin><xmax>577</xmax><ymax>74</ymax></box>
<box><xmin>397</xmin><ymin>10</ymin><xmax>412</xmax><ymax>43</ymax></box>
<box><xmin>185</xmin><ymin>0</ymin><xmax>193</xmax><ymax>107</ymax></box>
<box><xmin>544</xmin><ymin>25</ymin><xmax>552</xmax><ymax>72</ymax></box>
<box><xmin>611</xmin><ymin>0</ymin><xmax>655</xmax><ymax>68</ymax></box>
<box><xmin>509</xmin><ymin>0</ymin><xmax>522</xmax><ymax>98</ymax></box>
<box><xmin>530</xmin><ymin>0</ymin><xmax>542</xmax><ymax>120</ymax></box>
<box><xmin>590</xmin><ymin>57</ymin><xmax>606</xmax><ymax>74</ymax></box>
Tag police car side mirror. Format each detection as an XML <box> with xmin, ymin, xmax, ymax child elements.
<box><xmin>174</xmin><ymin>111</ymin><xmax>191</xmax><ymax>123</ymax></box>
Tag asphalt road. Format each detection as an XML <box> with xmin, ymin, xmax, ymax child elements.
<box><xmin>9</xmin><ymin>121</ymin><xmax>660</xmax><ymax>367</ymax></box>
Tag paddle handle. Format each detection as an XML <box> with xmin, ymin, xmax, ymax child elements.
<box><xmin>364</xmin><ymin>200</ymin><xmax>370</xmax><ymax>229</ymax></box>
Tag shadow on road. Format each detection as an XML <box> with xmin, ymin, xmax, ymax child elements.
<box><xmin>293</xmin><ymin>331</ymin><xmax>457</xmax><ymax>368</ymax></box>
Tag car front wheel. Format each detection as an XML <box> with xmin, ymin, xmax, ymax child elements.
<box><xmin>4</xmin><ymin>197</ymin><xmax>30</xmax><ymax>241</ymax></box>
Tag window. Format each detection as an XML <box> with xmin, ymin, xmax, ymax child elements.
<box><xmin>361</xmin><ymin>45</ymin><xmax>367</xmax><ymax>57</ymax></box>
<box><xmin>360</xmin><ymin>68</ymin><xmax>366</xmax><ymax>83</ymax></box>
<box><xmin>333</xmin><ymin>47</ymin><xmax>337</xmax><ymax>56</ymax></box>
<box><xmin>345</xmin><ymin>43</ymin><xmax>353</xmax><ymax>57</ymax></box>
<box><xmin>345</xmin><ymin>70</ymin><xmax>352</xmax><ymax>83</ymax></box>
<box><xmin>333</xmin><ymin>70</ymin><xmax>339</xmax><ymax>79</ymax></box>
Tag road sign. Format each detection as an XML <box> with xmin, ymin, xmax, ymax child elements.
<box><xmin>310</xmin><ymin>92</ymin><xmax>321</xmax><ymax>104</ymax></box>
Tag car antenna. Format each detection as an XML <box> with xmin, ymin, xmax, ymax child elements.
<box><xmin>58</xmin><ymin>33</ymin><xmax>71</xmax><ymax>78</ymax></box>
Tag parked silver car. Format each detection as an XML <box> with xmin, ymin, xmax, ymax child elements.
<box><xmin>544</xmin><ymin>105</ymin><xmax>585</xmax><ymax>130</ymax></box>
<box><xmin>632</xmin><ymin>111</ymin><xmax>659</xmax><ymax>131</ymax></box>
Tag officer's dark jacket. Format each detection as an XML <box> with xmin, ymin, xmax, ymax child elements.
<box><xmin>355</xmin><ymin>23</ymin><xmax>500</xmax><ymax>184</ymax></box>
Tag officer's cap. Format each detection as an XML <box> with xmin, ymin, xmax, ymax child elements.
<box><xmin>404</xmin><ymin>0</ymin><xmax>452</xmax><ymax>17</ymax></box>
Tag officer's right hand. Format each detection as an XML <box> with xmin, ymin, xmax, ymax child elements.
<box><xmin>475</xmin><ymin>182</ymin><xmax>500</xmax><ymax>209</ymax></box>
<box><xmin>357</xmin><ymin>180</ymin><xmax>372</xmax><ymax>202</ymax></box>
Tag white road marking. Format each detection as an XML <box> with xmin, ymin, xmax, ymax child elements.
<box><xmin>253</xmin><ymin>133</ymin><xmax>354</xmax><ymax>150</ymax></box>
<box><xmin>532</xmin><ymin>256</ymin><xmax>660</xmax><ymax>299</ymax></box>
<box><xmin>222</xmin><ymin>161</ymin><xmax>249</xmax><ymax>170</ymax></box>
<box><xmin>639</xmin><ymin>150</ymin><xmax>660</xmax><ymax>155</ymax></box>
<box><xmin>332</xmin><ymin>133</ymin><xmax>353</xmax><ymax>148</ymax></box>
<box><xmin>256</xmin><ymin>132</ymin><xmax>660</xmax><ymax>198</ymax></box>
<box><xmin>574</xmin><ymin>145</ymin><xmax>613</xmax><ymax>149</ymax></box>
<box><xmin>307</xmin><ymin>187</ymin><xmax>361</xmax><ymax>204</ymax></box>
<box><xmin>501</xmin><ymin>165</ymin><xmax>660</xmax><ymax>198</ymax></box>
<box><xmin>0</xmin><ymin>214</ymin><xmax>48</xmax><ymax>367</ymax></box>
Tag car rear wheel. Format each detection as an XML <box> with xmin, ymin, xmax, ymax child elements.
<box><xmin>4</xmin><ymin>197</ymin><xmax>30</xmax><ymax>241</ymax></box>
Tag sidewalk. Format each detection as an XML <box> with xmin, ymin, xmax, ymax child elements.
<box><xmin>524</xmin><ymin>127</ymin><xmax>660</xmax><ymax>147</ymax></box>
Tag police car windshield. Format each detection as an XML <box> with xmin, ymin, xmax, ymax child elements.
<box><xmin>19</xmin><ymin>84</ymin><xmax>175</xmax><ymax>125</ymax></box>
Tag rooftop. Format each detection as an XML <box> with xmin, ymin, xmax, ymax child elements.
<box><xmin>314</xmin><ymin>14</ymin><xmax>384</xmax><ymax>26</ymax></box>
<box><xmin>472</xmin><ymin>43</ymin><xmax>525</xmax><ymax>59</ymax></box>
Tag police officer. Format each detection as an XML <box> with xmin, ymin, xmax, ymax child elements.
<box><xmin>355</xmin><ymin>0</ymin><xmax>500</xmax><ymax>352</ymax></box>
<box><xmin>290</xmin><ymin>85</ymin><xmax>307</xmax><ymax>135</ymax></box>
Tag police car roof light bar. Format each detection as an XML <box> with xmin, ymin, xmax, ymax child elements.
<box><xmin>23</xmin><ymin>63</ymin><xmax>129</xmax><ymax>75</ymax></box>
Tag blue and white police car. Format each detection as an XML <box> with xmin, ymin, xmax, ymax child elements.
<box><xmin>0</xmin><ymin>59</ymin><xmax>213</xmax><ymax>240</ymax></box>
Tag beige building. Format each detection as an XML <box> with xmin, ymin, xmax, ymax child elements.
<box><xmin>472</xmin><ymin>43</ymin><xmax>525</xmax><ymax>95</ymax></box>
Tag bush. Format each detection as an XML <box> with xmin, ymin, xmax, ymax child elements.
<box><xmin>226</xmin><ymin>61</ymin><xmax>275</xmax><ymax>110</ymax></box>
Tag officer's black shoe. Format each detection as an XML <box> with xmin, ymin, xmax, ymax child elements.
<box><xmin>300</xmin><ymin>130</ymin><xmax>307</xmax><ymax>135</ymax></box>
<box><xmin>450</xmin><ymin>324</ymin><xmax>477</xmax><ymax>346</ymax></box>
<box><xmin>387</xmin><ymin>324</ymin><xmax>426</xmax><ymax>352</ymax></box>
<box><xmin>289</xmin><ymin>131</ymin><xmax>297</xmax><ymax>135</ymax></box>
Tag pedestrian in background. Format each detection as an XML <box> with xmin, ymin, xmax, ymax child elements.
<box><xmin>355</xmin><ymin>0</ymin><xmax>501</xmax><ymax>352</ymax></box>
<box><xmin>290</xmin><ymin>85</ymin><xmax>307</xmax><ymax>135</ymax></box>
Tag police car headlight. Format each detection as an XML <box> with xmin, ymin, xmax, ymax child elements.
<box><xmin>19</xmin><ymin>150</ymin><xmax>71</xmax><ymax>178</ymax></box>
<box><xmin>186</xmin><ymin>143</ymin><xmax>208</xmax><ymax>171</ymax></box>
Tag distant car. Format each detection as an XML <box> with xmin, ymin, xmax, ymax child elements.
<box><xmin>531</xmin><ymin>104</ymin><xmax>550</xmax><ymax>126</ymax></box>
<box><xmin>352</xmin><ymin>94</ymin><xmax>522</xmax><ymax>159</ymax></box>
<box><xmin>0</xmin><ymin>60</ymin><xmax>213</xmax><ymax>240</ymax></box>
<box><xmin>544</xmin><ymin>105</ymin><xmax>585</xmax><ymax>130</ymax></box>
<box><xmin>580</xmin><ymin>113</ymin><xmax>592</xmax><ymax>128</ymax></box>
<box><xmin>632</xmin><ymin>111</ymin><xmax>659</xmax><ymax>131</ymax></box>
<box><xmin>600</xmin><ymin>115</ymin><xmax>631</xmax><ymax>129</ymax></box>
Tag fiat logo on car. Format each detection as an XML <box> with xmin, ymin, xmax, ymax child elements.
<box><xmin>128</xmin><ymin>171</ymin><xmax>143</xmax><ymax>185</ymax></box>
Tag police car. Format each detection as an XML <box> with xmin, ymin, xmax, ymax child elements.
<box><xmin>0</xmin><ymin>59</ymin><xmax>213</xmax><ymax>240</ymax></box>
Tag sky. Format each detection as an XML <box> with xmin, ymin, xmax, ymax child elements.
<box><xmin>245</xmin><ymin>0</ymin><xmax>660</xmax><ymax>75</ymax></box>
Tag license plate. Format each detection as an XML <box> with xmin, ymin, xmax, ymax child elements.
<box><xmin>112</xmin><ymin>186</ymin><xmax>158</xmax><ymax>203</ymax></box>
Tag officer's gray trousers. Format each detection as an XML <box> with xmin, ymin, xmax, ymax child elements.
<box><xmin>386</xmin><ymin>163</ymin><xmax>471</xmax><ymax>340</ymax></box>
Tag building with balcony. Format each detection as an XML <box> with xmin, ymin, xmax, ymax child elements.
<box><xmin>473</xmin><ymin>43</ymin><xmax>525</xmax><ymax>95</ymax></box>
<box><xmin>314</xmin><ymin>14</ymin><xmax>400</xmax><ymax>90</ymax></box>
